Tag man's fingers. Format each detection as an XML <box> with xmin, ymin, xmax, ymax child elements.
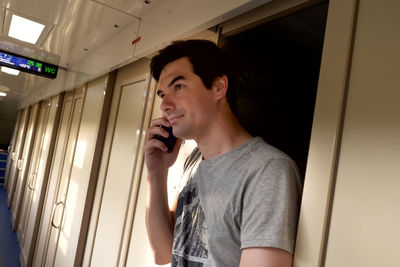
<box><xmin>146</xmin><ymin>117</ymin><xmax>171</xmax><ymax>142</ymax></box>
<box><xmin>147</xmin><ymin>126</ymin><xmax>169</xmax><ymax>140</ymax></box>
<box><xmin>150</xmin><ymin>117</ymin><xmax>170</xmax><ymax>128</ymax></box>
<box><xmin>145</xmin><ymin>138</ymin><xmax>168</xmax><ymax>153</ymax></box>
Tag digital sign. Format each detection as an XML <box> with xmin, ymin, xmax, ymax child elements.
<box><xmin>0</xmin><ymin>49</ymin><xmax>58</xmax><ymax>79</ymax></box>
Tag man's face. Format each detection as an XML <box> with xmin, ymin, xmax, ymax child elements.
<box><xmin>157</xmin><ymin>57</ymin><xmax>217</xmax><ymax>140</ymax></box>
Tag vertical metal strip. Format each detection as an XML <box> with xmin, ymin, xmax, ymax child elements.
<box><xmin>319</xmin><ymin>0</ymin><xmax>360</xmax><ymax>266</ymax></box>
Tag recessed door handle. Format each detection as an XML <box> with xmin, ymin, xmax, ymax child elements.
<box><xmin>17</xmin><ymin>159</ymin><xmax>24</xmax><ymax>171</ymax></box>
<box><xmin>28</xmin><ymin>172</ymin><xmax>37</xmax><ymax>190</ymax></box>
<box><xmin>51</xmin><ymin>201</ymin><xmax>64</xmax><ymax>229</ymax></box>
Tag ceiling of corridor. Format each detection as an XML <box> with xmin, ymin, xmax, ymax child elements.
<box><xmin>0</xmin><ymin>0</ymin><xmax>268</xmax><ymax>109</ymax></box>
<box><xmin>0</xmin><ymin>0</ymin><xmax>147</xmax><ymax>105</ymax></box>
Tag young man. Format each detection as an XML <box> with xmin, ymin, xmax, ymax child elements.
<box><xmin>144</xmin><ymin>40</ymin><xmax>302</xmax><ymax>267</ymax></box>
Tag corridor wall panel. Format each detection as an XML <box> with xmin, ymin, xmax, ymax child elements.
<box><xmin>11</xmin><ymin>103</ymin><xmax>41</xmax><ymax>230</ymax></box>
<box><xmin>33</xmin><ymin>73</ymin><xmax>114</xmax><ymax>266</ymax></box>
<box><xmin>4</xmin><ymin>111</ymin><xmax>22</xmax><ymax>189</ymax></box>
<box><xmin>33</xmin><ymin>89</ymin><xmax>85</xmax><ymax>267</ymax></box>
<box><xmin>18</xmin><ymin>101</ymin><xmax>51</xmax><ymax>244</ymax></box>
<box><xmin>7</xmin><ymin>108</ymin><xmax>30</xmax><ymax>207</ymax></box>
<box><xmin>18</xmin><ymin>95</ymin><xmax>64</xmax><ymax>267</ymax></box>
<box><xmin>324</xmin><ymin>1</ymin><xmax>400</xmax><ymax>266</ymax></box>
<box><xmin>83</xmin><ymin>58</ymin><xmax>153</xmax><ymax>267</ymax></box>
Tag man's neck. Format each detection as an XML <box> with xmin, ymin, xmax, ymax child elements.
<box><xmin>195</xmin><ymin>111</ymin><xmax>252</xmax><ymax>160</ymax></box>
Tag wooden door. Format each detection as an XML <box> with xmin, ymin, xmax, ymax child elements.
<box><xmin>323</xmin><ymin>1</ymin><xmax>400</xmax><ymax>266</ymax></box>
<box><xmin>7</xmin><ymin>108</ymin><xmax>29</xmax><ymax>205</ymax></box>
<box><xmin>19</xmin><ymin>95</ymin><xmax>63</xmax><ymax>267</ymax></box>
<box><xmin>83</xmin><ymin>59</ymin><xmax>152</xmax><ymax>267</ymax></box>
<box><xmin>45</xmin><ymin>87</ymin><xmax>85</xmax><ymax>266</ymax></box>
<box><xmin>53</xmin><ymin>76</ymin><xmax>112</xmax><ymax>267</ymax></box>
<box><xmin>4</xmin><ymin>110</ymin><xmax>22</xmax><ymax>189</ymax></box>
<box><xmin>33</xmin><ymin>90</ymin><xmax>83</xmax><ymax>267</ymax></box>
<box><xmin>34</xmin><ymin>74</ymin><xmax>113</xmax><ymax>267</ymax></box>
<box><xmin>11</xmin><ymin>103</ymin><xmax>41</xmax><ymax>230</ymax></box>
<box><xmin>18</xmin><ymin>101</ymin><xmax>49</xmax><ymax>243</ymax></box>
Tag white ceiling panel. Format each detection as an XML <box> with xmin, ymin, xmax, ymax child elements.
<box><xmin>41</xmin><ymin>0</ymin><xmax>141</xmax><ymax>68</ymax></box>
<box><xmin>90</xmin><ymin>0</ymin><xmax>144</xmax><ymax>18</ymax></box>
<box><xmin>1</xmin><ymin>0</ymin><xmax>72</xmax><ymax>27</ymax></box>
<box><xmin>0</xmin><ymin>0</ymin><xmax>272</xmax><ymax>120</ymax></box>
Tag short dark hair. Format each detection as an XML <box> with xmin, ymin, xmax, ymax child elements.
<box><xmin>150</xmin><ymin>39</ymin><xmax>237</xmax><ymax>114</ymax></box>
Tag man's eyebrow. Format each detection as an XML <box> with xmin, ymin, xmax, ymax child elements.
<box><xmin>168</xmin><ymin>75</ymin><xmax>185</xmax><ymax>87</ymax></box>
<box><xmin>156</xmin><ymin>75</ymin><xmax>185</xmax><ymax>97</ymax></box>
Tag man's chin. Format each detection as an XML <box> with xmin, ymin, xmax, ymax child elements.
<box><xmin>172</xmin><ymin>127</ymin><xmax>191</xmax><ymax>140</ymax></box>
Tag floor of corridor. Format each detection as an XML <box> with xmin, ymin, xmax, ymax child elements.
<box><xmin>0</xmin><ymin>185</ymin><xmax>21</xmax><ymax>267</ymax></box>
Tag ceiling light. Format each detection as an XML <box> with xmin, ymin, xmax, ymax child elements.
<box><xmin>8</xmin><ymin>14</ymin><xmax>45</xmax><ymax>44</ymax></box>
<box><xmin>1</xmin><ymin>66</ymin><xmax>20</xmax><ymax>76</ymax></box>
<box><xmin>0</xmin><ymin>92</ymin><xmax>6</xmax><ymax>97</ymax></box>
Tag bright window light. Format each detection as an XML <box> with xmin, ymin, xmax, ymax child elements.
<box><xmin>1</xmin><ymin>66</ymin><xmax>20</xmax><ymax>76</ymax></box>
<box><xmin>8</xmin><ymin>14</ymin><xmax>45</xmax><ymax>44</ymax></box>
<box><xmin>0</xmin><ymin>92</ymin><xmax>6</xmax><ymax>97</ymax></box>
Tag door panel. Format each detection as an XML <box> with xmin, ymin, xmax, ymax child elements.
<box><xmin>81</xmin><ymin>58</ymin><xmax>151</xmax><ymax>267</ymax></box>
<box><xmin>89</xmin><ymin>79</ymin><xmax>148</xmax><ymax>266</ymax></box>
<box><xmin>4</xmin><ymin>111</ymin><xmax>22</xmax><ymax>190</ymax></box>
<box><xmin>44</xmin><ymin>93</ymin><xmax>84</xmax><ymax>266</ymax></box>
<box><xmin>324</xmin><ymin>1</ymin><xmax>400</xmax><ymax>266</ymax></box>
<box><xmin>19</xmin><ymin>95</ymin><xmax>63</xmax><ymax>267</ymax></box>
<box><xmin>33</xmin><ymin>91</ymin><xmax>76</xmax><ymax>267</ymax></box>
<box><xmin>53</xmin><ymin>76</ymin><xmax>110</xmax><ymax>267</ymax></box>
<box><xmin>11</xmin><ymin>103</ymin><xmax>40</xmax><ymax>229</ymax></box>
<box><xmin>19</xmin><ymin>101</ymin><xmax>50</xmax><ymax>254</ymax></box>
<box><xmin>7</xmin><ymin>107</ymin><xmax>30</xmax><ymax>206</ymax></box>
<box><xmin>34</xmin><ymin>75</ymin><xmax>112</xmax><ymax>266</ymax></box>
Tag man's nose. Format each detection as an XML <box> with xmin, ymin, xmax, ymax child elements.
<box><xmin>160</xmin><ymin>94</ymin><xmax>175</xmax><ymax>113</ymax></box>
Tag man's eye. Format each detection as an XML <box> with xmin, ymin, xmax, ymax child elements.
<box><xmin>175</xmin><ymin>84</ymin><xmax>183</xmax><ymax>90</ymax></box>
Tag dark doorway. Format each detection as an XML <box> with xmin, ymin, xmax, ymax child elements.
<box><xmin>223</xmin><ymin>2</ymin><xmax>329</xmax><ymax>179</ymax></box>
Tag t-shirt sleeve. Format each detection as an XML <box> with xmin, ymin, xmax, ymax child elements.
<box><xmin>239</xmin><ymin>157</ymin><xmax>302</xmax><ymax>254</ymax></box>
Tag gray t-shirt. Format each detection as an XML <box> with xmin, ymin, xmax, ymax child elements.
<box><xmin>171</xmin><ymin>137</ymin><xmax>302</xmax><ymax>267</ymax></box>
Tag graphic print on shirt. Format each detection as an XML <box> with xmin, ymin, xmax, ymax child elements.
<box><xmin>172</xmin><ymin>183</ymin><xmax>208</xmax><ymax>267</ymax></box>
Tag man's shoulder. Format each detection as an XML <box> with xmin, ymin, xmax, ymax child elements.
<box><xmin>246</xmin><ymin>137</ymin><xmax>292</xmax><ymax>162</ymax></box>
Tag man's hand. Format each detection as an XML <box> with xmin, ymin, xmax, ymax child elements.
<box><xmin>144</xmin><ymin>117</ymin><xmax>182</xmax><ymax>177</ymax></box>
<box><xmin>144</xmin><ymin>117</ymin><xmax>183</xmax><ymax>264</ymax></box>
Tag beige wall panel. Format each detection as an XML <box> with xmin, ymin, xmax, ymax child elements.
<box><xmin>294</xmin><ymin>0</ymin><xmax>358</xmax><ymax>266</ymax></box>
<box><xmin>123</xmin><ymin>78</ymin><xmax>156</xmax><ymax>267</ymax></box>
<box><xmin>44</xmin><ymin>95</ymin><xmax>84</xmax><ymax>266</ymax></box>
<box><xmin>126</xmin><ymin>87</ymin><xmax>165</xmax><ymax>267</ymax></box>
<box><xmin>19</xmin><ymin>100</ymin><xmax>50</xmax><ymax>261</ymax></box>
<box><xmin>90</xmin><ymin>79</ymin><xmax>148</xmax><ymax>267</ymax></box>
<box><xmin>126</xmin><ymin>166</ymin><xmax>156</xmax><ymax>267</ymax></box>
<box><xmin>324</xmin><ymin>1</ymin><xmax>400</xmax><ymax>266</ymax></box>
<box><xmin>33</xmin><ymin>92</ymin><xmax>75</xmax><ymax>267</ymax></box>
<box><xmin>81</xmin><ymin>60</ymin><xmax>147</xmax><ymax>267</ymax></box>
<box><xmin>11</xmin><ymin>103</ymin><xmax>40</xmax><ymax>228</ymax></box>
<box><xmin>19</xmin><ymin>95</ymin><xmax>62</xmax><ymax>267</ymax></box>
<box><xmin>7</xmin><ymin>108</ymin><xmax>29</xmax><ymax>204</ymax></box>
<box><xmin>53</xmin><ymin>76</ymin><xmax>108</xmax><ymax>266</ymax></box>
<box><xmin>4</xmin><ymin>110</ymin><xmax>22</xmax><ymax>189</ymax></box>
<box><xmin>86</xmin><ymin>59</ymin><xmax>150</xmax><ymax>266</ymax></box>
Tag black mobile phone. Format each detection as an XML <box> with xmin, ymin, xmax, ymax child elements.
<box><xmin>155</xmin><ymin>126</ymin><xmax>177</xmax><ymax>153</ymax></box>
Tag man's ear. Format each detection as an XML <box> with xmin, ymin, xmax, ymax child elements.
<box><xmin>213</xmin><ymin>75</ymin><xmax>228</xmax><ymax>100</ymax></box>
